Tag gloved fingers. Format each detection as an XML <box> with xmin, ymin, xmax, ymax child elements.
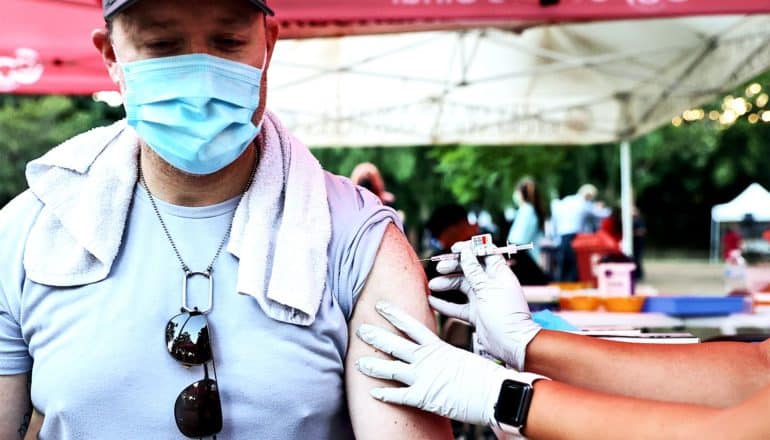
<box><xmin>434</xmin><ymin>240</ymin><xmax>472</xmax><ymax>274</ymax></box>
<box><xmin>484</xmin><ymin>253</ymin><xmax>523</xmax><ymax>289</ymax></box>
<box><xmin>428</xmin><ymin>274</ymin><xmax>469</xmax><ymax>293</ymax></box>
<box><xmin>357</xmin><ymin>323</ymin><xmax>418</xmax><ymax>363</ymax></box>
<box><xmin>483</xmin><ymin>252</ymin><xmax>508</xmax><ymax>273</ymax></box>
<box><xmin>450</xmin><ymin>240</ymin><xmax>472</xmax><ymax>254</ymax></box>
<box><xmin>435</xmin><ymin>259</ymin><xmax>460</xmax><ymax>274</ymax></box>
<box><xmin>370</xmin><ymin>387</ymin><xmax>410</xmax><ymax>406</ymax></box>
<box><xmin>356</xmin><ymin>357</ymin><xmax>415</xmax><ymax>385</ymax></box>
<box><xmin>458</xmin><ymin>244</ymin><xmax>489</xmax><ymax>287</ymax></box>
<box><xmin>428</xmin><ymin>296</ymin><xmax>470</xmax><ymax>322</ymax></box>
<box><xmin>375</xmin><ymin>301</ymin><xmax>439</xmax><ymax>345</ymax></box>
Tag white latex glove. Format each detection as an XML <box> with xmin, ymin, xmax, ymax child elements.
<box><xmin>428</xmin><ymin>241</ymin><xmax>541</xmax><ymax>371</ymax></box>
<box><xmin>355</xmin><ymin>301</ymin><xmax>533</xmax><ymax>427</ymax></box>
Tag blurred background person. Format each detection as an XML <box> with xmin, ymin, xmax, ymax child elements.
<box><xmin>424</xmin><ymin>203</ymin><xmax>479</xmax><ymax>304</ymax></box>
<box><xmin>599</xmin><ymin>206</ymin><xmax>622</xmax><ymax>244</ymax></box>
<box><xmin>507</xmin><ymin>177</ymin><xmax>547</xmax><ymax>265</ymax></box>
<box><xmin>551</xmin><ymin>183</ymin><xmax>611</xmax><ymax>281</ymax></box>
<box><xmin>723</xmin><ymin>225</ymin><xmax>743</xmax><ymax>261</ymax></box>
<box><xmin>351</xmin><ymin>161</ymin><xmax>410</xmax><ymax>234</ymax></box>
<box><xmin>633</xmin><ymin>206</ymin><xmax>647</xmax><ymax>280</ymax></box>
<box><xmin>350</xmin><ymin>162</ymin><xmax>396</xmax><ymax>207</ymax></box>
<box><xmin>599</xmin><ymin>205</ymin><xmax>646</xmax><ymax>280</ymax></box>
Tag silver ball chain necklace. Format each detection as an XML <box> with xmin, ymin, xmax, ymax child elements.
<box><xmin>138</xmin><ymin>145</ymin><xmax>258</xmax><ymax>314</ymax></box>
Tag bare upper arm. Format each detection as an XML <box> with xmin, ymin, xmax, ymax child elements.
<box><xmin>0</xmin><ymin>373</ymin><xmax>31</xmax><ymax>439</ymax></box>
<box><xmin>345</xmin><ymin>223</ymin><xmax>452</xmax><ymax>439</ymax></box>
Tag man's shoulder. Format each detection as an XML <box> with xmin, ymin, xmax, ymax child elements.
<box><xmin>322</xmin><ymin>171</ymin><xmax>382</xmax><ymax>217</ymax></box>
<box><xmin>0</xmin><ymin>190</ymin><xmax>43</xmax><ymax>264</ymax></box>
<box><xmin>28</xmin><ymin>120</ymin><xmax>126</xmax><ymax>175</ymax></box>
<box><xmin>0</xmin><ymin>190</ymin><xmax>43</xmax><ymax>235</ymax></box>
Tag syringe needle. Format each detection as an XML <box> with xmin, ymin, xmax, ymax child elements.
<box><xmin>418</xmin><ymin>242</ymin><xmax>533</xmax><ymax>262</ymax></box>
<box><xmin>418</xmin><ymin>254</ymin><xmax>460</xmax><ymax>262</ymax></box>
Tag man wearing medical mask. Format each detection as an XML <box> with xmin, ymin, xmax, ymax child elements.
<box><xmin>357</xmin><ymin>241</ymin><xmax>770</xmax><ymax>438</ymax></box>
<box><xmin>0</xmin><ymin>1</ymin><xmax>451</xmax><ymax>438</ymax></box>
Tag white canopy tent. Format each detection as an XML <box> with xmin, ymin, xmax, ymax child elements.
<box><xmin>271</xmin><ymin>16</ymin><xmax>770</xmax><ymax>145</ymax></box>
<box><xmin>269</xmin><ymin>15</ymin><xmax>770</xmax><ymax>255</ymax></box>
<box><xmin>710</xmin><ymin>183</ymin><xmax>770</xmax><ymax>261</ymax></box>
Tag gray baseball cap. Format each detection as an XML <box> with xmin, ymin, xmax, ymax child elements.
<box><xmin>103</xmin><ymin>0</ymin><xmax>274</xmax><ymax>19</ymax></box>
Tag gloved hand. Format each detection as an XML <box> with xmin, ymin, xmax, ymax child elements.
<box><xmin>428</xmin><ymin>241</ymin><xmax>541</xmax><ymax>371</ymax></box>
<box><xmin>356</xmin><ymin>301</ymin><xmax>545</xmax><ymax>427</ymax></box>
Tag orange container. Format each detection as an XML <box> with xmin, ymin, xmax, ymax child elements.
<box><xmin>602</xmin><ymin>296</ymin><xmax>646</xmax><ymax>313</ymax></box>
<box><xmin>559</xmin><ymin>295</ymin><xmax>602</xmax><ymax>311</ymax></box>
<box><xmin>550</xmin><ymin>282</ymin><xmax>594</xmax><ymax>291</ymax></box>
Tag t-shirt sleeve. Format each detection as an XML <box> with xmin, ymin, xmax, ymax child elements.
<box><xmin>324</xmin><ymin>173</ymin><xmax>403</xmax><ymax>320</ymax></box>
<box><xmin>0</xmin><ymin>191</ymin><xmax>40</xmax><ymax>374</ymax></box>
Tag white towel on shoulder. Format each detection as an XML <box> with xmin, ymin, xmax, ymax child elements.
<box><xmin>24</xmin><ymin>111</ymin><xmax>330</xmax><ymax>326</ymax></box>
<box><xmin>228</xmin><ymin>112</ymin><xmax>331</xmax><ymax>325</ymax></box>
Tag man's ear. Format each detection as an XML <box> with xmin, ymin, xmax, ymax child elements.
<box><xmin>264</xmin><ymin>16</ymin><xmax>279</xmax><ymax>69</ymax></box>
<box><xmin>92</xmin><ymin>28</ymin><xmax>122</xmax><ymax>86</ymax></box>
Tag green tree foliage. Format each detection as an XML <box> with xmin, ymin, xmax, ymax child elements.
<box><xmin>314</xmin><ymin>72</ymin><xmax>770</xmax><ymax>253</ymax></box>
<box><xmin>0</xmin><ymin>96</ymin><xmax>122</xmax><ymax>206</ymax></box>
<box><xmin>633</xmin><ymin>113</ymin><xmax>770</xmax><ymax>250</ymax></box>
<box><xmin>311</xmin><ymin>146</ymin><xmax>455</xmax><ymax>239</ymax></box>
<box><xmin>2</xmin><ymin>72</ymin><xmax>769</xmax><ymax>254</ymax></box>
<box><xmin>312</xmin><ymin>143</ymin><xmax>619</xmax><ymax>244</ymax></box>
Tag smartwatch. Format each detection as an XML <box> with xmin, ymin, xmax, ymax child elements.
<box><xmin>493</xmin><ymin>373</ymin><xmax>549</xmax><ymax>437</ymax></box>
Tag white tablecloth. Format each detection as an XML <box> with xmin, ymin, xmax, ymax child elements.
<box><xmin>556</xmin><ymin>311</ymin><xmax>770</xmax><ymax>336</ymax></box>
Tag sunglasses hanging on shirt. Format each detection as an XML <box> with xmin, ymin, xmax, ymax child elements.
<box><xmin>166</xmin><ymin>310</ymin><xmax>222</xmax><ymax>438</ymax></box>
<box><xmin>138</xmin><ymin>145</ymin><xmax>258</xmax><ymax>438</ymax></box>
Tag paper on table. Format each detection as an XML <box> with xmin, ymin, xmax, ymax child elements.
<box><xmin>570</xmin><ymin>330</ymin><xmax>700</xmax><ymax>344</ymax></box>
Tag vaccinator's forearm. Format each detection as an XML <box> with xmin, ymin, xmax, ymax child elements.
<box><xmin>525</xmin><ymin>330</ymin><xmax>770</xmax><ymax>407</ymax></box>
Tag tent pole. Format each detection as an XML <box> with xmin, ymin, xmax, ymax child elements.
<box><xmin>620</xmin><ymin>139</ymin><xmax>634</xmax><ymax>256</ymax></box>
<box><xmin>710</xmin><ymin>220</ymin><xmax>717</xmax><ymax>263</ymax></box>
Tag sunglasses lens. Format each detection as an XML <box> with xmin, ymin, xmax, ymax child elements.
<box><xmin>174</xmin><ymin>378</ymin><xmax>222</xmax><ymax>438</ymax></box>
<box><xmin>166</xmin><ymin>312</ymin><xmax>212</xmax><ymax>365</ymax></box>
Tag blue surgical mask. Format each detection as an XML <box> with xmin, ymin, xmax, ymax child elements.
<box><xmin>121</xmin><ymin>53</ymin><xmax>265</xmax><ymax>175</ymax></box>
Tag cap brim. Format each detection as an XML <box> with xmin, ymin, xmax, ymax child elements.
<box><xmin>104</xmin><ymin>0</ymin><xmax>274</xmax><ymax>19</ymax></box>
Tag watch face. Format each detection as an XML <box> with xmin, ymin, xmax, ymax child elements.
<box><xmin>494</xmin><ymin>379</ymin><xmax>533</xmax><ymax>428</ymax></box>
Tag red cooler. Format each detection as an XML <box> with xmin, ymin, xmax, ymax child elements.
<box><xmin>571</xmin><ymin>231</ymin><xmax>620</xmax><ymax>286</ymax></box>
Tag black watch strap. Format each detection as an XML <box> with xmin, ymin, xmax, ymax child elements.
<box><xmin>494</xmin><ymin>373</ymin><xmax>549</xmax><ymax>436</ymax></box>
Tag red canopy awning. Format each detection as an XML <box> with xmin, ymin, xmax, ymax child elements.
<box><xmin>2</xmin><ymin>0</ymin><xmax>114</xmax><ymax>94</ymax></box>
<box><xmin>276</xmin><ymin>0</ymin><xmax>770</xmax><ymax>37</ymax></box>
<box><xmin>2</xmin><ymin>0</ymin><xmax>769</xmax><ymax>95</ymax></box>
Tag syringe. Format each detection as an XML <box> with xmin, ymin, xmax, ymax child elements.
<box><xmin>420</xmin><ymin>242</ymin><xmax>534</xmax><ymax>262</ymax></box>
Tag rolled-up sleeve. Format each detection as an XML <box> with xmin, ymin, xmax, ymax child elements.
<box><xmin>324</xmin><ymin>174</ymin><xmax>403</xmax><ymax>320</ymax></box>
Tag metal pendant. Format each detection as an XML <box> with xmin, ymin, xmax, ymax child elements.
<box><xmin>181</xmin><ymin>270</ymin><xmax>214</xmax><ymax>314</ymax></box>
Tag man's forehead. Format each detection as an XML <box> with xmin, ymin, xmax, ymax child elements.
<box><xmin>116</xmin><ymin>4</ymin><xmax>261</xmax><ymax>32</ymax></box>
<box><xmin>127</xmin><ymin>12</ymin><xmax>259</xmax><ymax>29</ymax></box>
<box><xmin>104</xmin><ymin>0</ymin><xmax>273</xmax><ymax>20</ymax></box>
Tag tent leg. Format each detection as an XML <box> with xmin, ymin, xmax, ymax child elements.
<box><xmin>710</xmin><ymin>220</ymin><xmax>716</xmax><ymax>263</ymax></box>
<box><xmin>620</xmin><ymin>140</ymin><xmax>633</xmax><ymax>256</ymax></box>
<box><xmin>711</xmin><ymin>220</ymin><xmax>722</xmax><ymax>264</ymax></box>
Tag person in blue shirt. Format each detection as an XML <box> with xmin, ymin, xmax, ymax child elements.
<box><xmin>507</xmin><ymin>177</ymin><xmax>547</xmax><ymax>265</ymax></box>
<box><xmin>551</xmin><ymin>183</ymin><xmax>611</xmax><ymax>281</ymax></box>
<box><xmin>0</xmin><ymin>1</ymin><xmax>451</xmax><ymax>438</ymax></box>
